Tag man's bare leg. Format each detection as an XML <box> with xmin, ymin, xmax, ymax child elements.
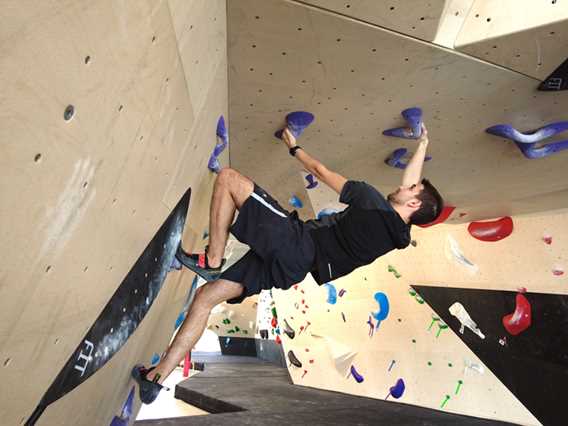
<box><xmin>146</xmin><ymin>278</ymin><xmax>244</xmax><ymax>384</ymax></box>
<box><xmin>205</xmin><ymin>168</ymin><xmax>254</xmax><ymax>268</ymax></box>
<box><xmin>145</xmin><ymin>168</ymin><xmax>253</xmax><ymax>383</ymax></box>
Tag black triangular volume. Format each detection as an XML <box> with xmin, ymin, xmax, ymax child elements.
<box><xmin>538</xmin><ymin>58</ymin><xmax>568</xmax><ymax>91</ymax></box>
<box><xmin>26</xmin><ymin>188</ymin><xmax>191</xmax><ymax>425</ymax></box>
<box><xmin>412</xmin><ymin>285</ymin><xmax>568</xmax><ymax>426</ymax></box>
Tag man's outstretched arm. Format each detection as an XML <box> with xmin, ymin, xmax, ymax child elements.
<box><xmin>402</xmin><ymin>124</ymin><xmax>430</xmax><ymax>186</ymax></box>
<box><xmin>282</xmin><ymin>128</ymin><xmax>347</xmax><ymax>195</ymax></box>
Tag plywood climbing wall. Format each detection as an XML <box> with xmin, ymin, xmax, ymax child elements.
<box><xmin>227</xmin><ymin>0</ymin><xmax>568</xmax><ymax>223</ymax></box>
<box><xmin>0</xmin><ymin>0</ymin><xmax>228</xmax><ymax>424</ymax></box>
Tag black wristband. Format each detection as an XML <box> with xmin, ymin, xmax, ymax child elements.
<box><xmin>289</xmin><ymin>146</ymin><xmax>302</xmax><ymax>157</ymax></box>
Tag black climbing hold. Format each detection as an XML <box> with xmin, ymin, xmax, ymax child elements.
<box><xmin>539</xmin><ymin>58</ymin><xmax>568</xmax><ymax>91</ymax></box>
<box><xmin>288</xmin><ymin>350</ymin><xmax>302</xmax><ymax>368</ymax></box>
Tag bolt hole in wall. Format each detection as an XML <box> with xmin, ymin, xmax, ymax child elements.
<box><xmin>64</xmin><ymin>105</ymin><xmax>75</xmax><ymax>121</ymax></box>
<box><xmin>34</xmin><ymin>153</ymin><xmax>42</xmax><ymax>163</ymax></box>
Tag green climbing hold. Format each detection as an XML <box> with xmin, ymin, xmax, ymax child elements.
<box><xmin>455</xmin><ymin>379</ymin><xmax>463</xmax><ymax>395</ymax></box>
<box><xmin>388</xmin><ymin>265</ymin><xmax>401</xmax><ymax>278</ymax></box>
<box><xmin>436</xmin><ymin>323</ymin><xmax>449</xmax><ymax>338</ymax></box>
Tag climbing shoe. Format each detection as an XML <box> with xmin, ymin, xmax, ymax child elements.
<box><xmin>131</xmin><ymin>364</ymin><xmax>168</xmax><ymax>404</ymax></box>
<box><xmin>175</xmin><ymin>244</ymin><xmax>226</xmax><ymax>282</ymax></box>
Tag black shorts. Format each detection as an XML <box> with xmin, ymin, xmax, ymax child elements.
<box><xmin>220</xmin><ymin>183</ymin><xmax>316</xmax><ymax>304</ymax></box>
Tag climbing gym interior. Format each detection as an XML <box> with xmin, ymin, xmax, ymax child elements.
<box><xmin>2</xmin><ymin>1</ymin><xmax>567</xmax><ymax>425</ymax></box>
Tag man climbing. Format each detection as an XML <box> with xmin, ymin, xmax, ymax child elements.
<box><xmin>132</xmin><ymin>123</ymin><xmax>443</xmax><ymax>403</ymax></box>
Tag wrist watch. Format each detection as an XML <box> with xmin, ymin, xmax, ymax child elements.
<box><xmin>289</xmin><ymin>146</ymin><xmax>302</xmax><ymax>157</ymax></box>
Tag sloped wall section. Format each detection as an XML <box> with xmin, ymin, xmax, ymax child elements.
<box><xmin>0</xmin><ymin>0</ymin><xmax>227</xmax><ymax>424</ymax></box>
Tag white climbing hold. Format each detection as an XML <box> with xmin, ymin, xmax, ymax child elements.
<box><xmin>449</xmin><ymin>302</ymin><xmax>485</xmax><ymax>339</ymax></box>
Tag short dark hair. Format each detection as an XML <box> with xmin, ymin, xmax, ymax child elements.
<box><xmin>409</xmin><ymin>179</ymin><xmax>444</xmax><ymax>225</ymax></box>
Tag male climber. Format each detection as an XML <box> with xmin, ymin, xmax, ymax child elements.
<box><xmin>132</xmin><ymin>123</ymin><xmax>443</xmax><ymax>403</ymax></box>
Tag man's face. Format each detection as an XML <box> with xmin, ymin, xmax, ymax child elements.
<box><xmin>387</xmin><ymin>182</ymin><xmax>424</xmax><ymax>206</ymax></box>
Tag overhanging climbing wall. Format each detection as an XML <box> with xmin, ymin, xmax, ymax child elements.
<box><xmin>227</xmin><ymin>0</ymin><xmax>568</xmax><ymax>223</ymax></box>
<box><xmin>226</xmin><ymin>1</ymin><xmax>568</xmax><ymax>425</ymax></box>
<box><xmin>0</xmin><ymin>0</ymin><xmax>228</xmax><ymax>424</ymax></box>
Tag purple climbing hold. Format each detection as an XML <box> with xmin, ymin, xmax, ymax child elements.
<box><xmin>383</xmin><ymin>107</ymin><xmax>423</xmax><ymax>139</ymax></box>
<box><xmin>216</xmin><ymin>115</ymin><xmax>228</xmax><ymax>140</ymax></box>
<box><xmin>275</xmin><ymin>111</ymin><xmax>315</xmax><ymax>139</ymax></box>
<box><xmin>385</xmin><ymin>148</ymin><xmax>432</xmax><ymax>169</ymax></box>
<box><xmin>214</xmin><ymin>116</ymin><xmax>228</xmax><ymax>157</ymax></box>
<box><xmin>208</xmin><ymin>155</ymin><xmax>221</xmax><ymax>174</ymax></box>
<box><xmin>485</xmin><ymin>122</ymin><xmax>568</xmax><ymax>144</ymax></box>
<box><xmin>350</xmin><ymin>365</ymin><xmax>364</xmax><ymax>383</ymax></box>
<box><xmin>305</xmin><ymin>174</ymin><xmax>318</xmax><ymax>189</ymax></box>
<box><xmin>402</xmin><ymin>107</ymin><xmax>423</xmax><ymax>138</ymax></box>
<box><xmin>513</xmin><ymin>140</ymin><xmax>568</xmax><ymax>159</ymax></box>
<box><xmin>208</xmin><ymin>116</ymin><xmax>229</xmax><ymax>173</ymax></box>
<box><xmin>486</xmin><ymin>122</ymin><xmax>568</xmax><ymax>159</ymax></box>
<box><xmin>169</xmin><ymin>255</ymin><xmax>183</xmax><ymax>271</ymax></box>
<box><xmin>389</xmin><ymin>378</ymin><xmax>406</xmax><ymax>399</ymax></box>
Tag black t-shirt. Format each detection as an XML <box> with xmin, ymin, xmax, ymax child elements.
<box><xmin>304</xmin><ymin>180</ymin><xmax>411</xmax><ymax>285</ymax></box>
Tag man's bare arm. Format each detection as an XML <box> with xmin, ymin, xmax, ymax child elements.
<box><xmin>282</xmin><ymin>128</ymin><xmax>347</xmax><ymax>195</ymax></box>
<box><xmin>402</xmin><ymin>124</ymin><xmax>429</xmax><ymax>186</ymax></box>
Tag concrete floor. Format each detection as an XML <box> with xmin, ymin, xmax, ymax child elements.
<box><xmin>135</xmin><ymin>354</ymin><xmax>520</xmax><ymax>426</ymax></box>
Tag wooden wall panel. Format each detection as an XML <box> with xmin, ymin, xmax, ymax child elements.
<box><xmin>0</xmin><ymin>0</ymin><xmax>227</xmax><ymax>424</ymax></box>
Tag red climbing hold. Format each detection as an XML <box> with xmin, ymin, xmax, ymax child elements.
<box><xmin>468</xmin><ymin>217</ymin><xmax>513</xmax><ymax>242</ymax></box>
<box><xmin>275</xmin><ymin>335</ymin><xmax>282</xmax><ymax>345</ymax></box>
<box><xmin>271</xmin><ymin>317</ymin><xmax>278</xmax><ymax>328</ymax></box>
<box><xmin>502</xmin><ymin>293</ymin><xmax>532</xmax><ymax>336</ymax></box>
<box><xmin>417</xmin><ymin>206</ymin><xmax>455</xmax><ymax>228</ymax></box>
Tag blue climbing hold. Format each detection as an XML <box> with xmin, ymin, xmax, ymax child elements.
<box><xmin>305</xmin><ymin>174</ymin><xmax>318</xmax><ymax>189</ymax></box>
<box><xmin>372</xmin><ymin>292</ymin><xmax>390</xmax><ymax>328</ymax></box>
<box><xmin>317</xmin><ymin>207</ymin><xmax>339</xmax><ymax>220</ymax></box>
<box><xmin>274</xmin><ymin>111</ymin><xmax>315</xmax><ymax>139</ymax></box>
<box><xmin>383</xmin><ymin>107</ymin><xmax>423</xmax><ymax>139</ymax></box>
<box><xmin>289</xmin><ymin>195</ymin><xmax>303</xmax><ymax>208</ymax></box>
<box><xmin>390</xmin><ymin>378</ymin><xmax>406</xmax><ymax>399</ymax></box>
<box><xmin>486</xmin><ymin>122</ymin><xmax>568</xmax><ymax>159</ymax></box>
<box><xmin>324</xmin><ymin>283</ymin><xmax>337</xmax><ymax>305</ymax></box>
<box><xmin>150</xmin><ymin>353</ymin><xmax>161</xmax><ymax>365</ymax></box>
<box><xmin>174</xmin><ymin>311</ymin><xmax>186</xmax><ymax>329</ymax></box>
<box><xmin>385</xmin><ymin>148</ymin><xmax>432</xmax><ymax>169</ymax></box>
